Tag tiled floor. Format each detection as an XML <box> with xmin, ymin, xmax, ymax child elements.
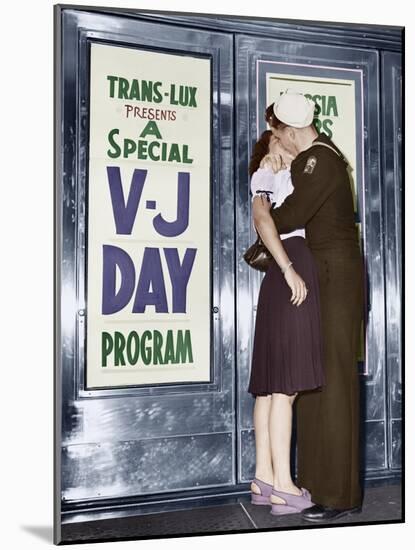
<box><xmin>61</xmin><ymin>483</ymin><xmax>402</xmax><ymax>543</ymax></box>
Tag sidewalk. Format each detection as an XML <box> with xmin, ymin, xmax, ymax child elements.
<box><xmin>61</xmin><ymin>483</ymin><xmax>402</xmax><ymax>543</ymax></box>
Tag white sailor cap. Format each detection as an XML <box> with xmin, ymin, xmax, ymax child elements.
<box><xmin>273</xmin><ymin>89</ymin><xmax>316</xmax><ymax>128</ymax></box>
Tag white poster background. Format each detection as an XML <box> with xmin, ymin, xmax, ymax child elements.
<box><xmin>87</xmin><ymin>43</ymin><xmax>211</xmax><ymax>388</ymax></box>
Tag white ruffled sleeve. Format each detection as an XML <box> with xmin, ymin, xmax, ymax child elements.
<box><xmin>250</xmin><ymin>167</ymin><xmax>275</xmax><ymax>203</ymax></box>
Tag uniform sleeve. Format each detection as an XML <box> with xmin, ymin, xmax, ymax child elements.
<box><xmin>269</xmin><ymin>150</ymin><xmax>340</xmax><ymax>233</ymax></box>
<box><xmin>250</xmin><ymin>167</ymin><xmax>275</xmax><ymax>203</ymax></box>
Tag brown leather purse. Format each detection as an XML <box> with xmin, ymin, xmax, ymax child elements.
<box><xmin>243</xmin><ymin>230</ymin><xmax>273</xmax><ymax>272</ymax></box>
<box><xmin>243</xmin><ymin>190</ymin><xmax>273</xmax><ymax>272</ymax></box>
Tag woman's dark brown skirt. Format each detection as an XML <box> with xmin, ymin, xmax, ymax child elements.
<box><xmin>247</xmin><ymin>236</ymin><xmax>325</xmax><ymax>397</ymax></box>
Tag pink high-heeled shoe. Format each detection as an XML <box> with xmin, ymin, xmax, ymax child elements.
<box><xmin>270</xmin><ymin>487</ymin><xmax>314</xmax><ymax>516</ymax></box>
<box><xmin>250</xmin><ymin>477</ymin><xmax>273</xmax><ymax>505</ymax></box>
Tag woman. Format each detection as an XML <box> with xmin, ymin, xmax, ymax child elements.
<box><xmin>247</xmin><ymin>119</ymin><xmax>325</xmax><ymax>515</ymax></box>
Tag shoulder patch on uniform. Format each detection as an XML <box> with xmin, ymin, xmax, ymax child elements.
<box><xmin>303</xmin><ymin>155</ymin><xmax>317</xmax><ymax>174</ymax></box>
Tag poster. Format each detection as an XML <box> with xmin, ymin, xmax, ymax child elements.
<box><xmin>86</xmin><ymin>43</ymin><xmax>212</xmax><ymax>388</ymax></box>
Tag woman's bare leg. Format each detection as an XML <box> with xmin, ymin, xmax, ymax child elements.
<box><xmin>269</xmin><ymin>392</ymin><xmax>301</xmax><ymax>504</ymax></box>
<box><xmin>251</xmin><ymin>395</ymin><xmax>274</xmax><ymax>495</ymax></box>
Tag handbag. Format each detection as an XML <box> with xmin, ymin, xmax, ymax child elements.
<box><xmin>243</xmin><ymin>190</ymin><xmax>273</xmax><ymax>272</ymax></box>
<box><xmin>243</xmin><ymin>229</ymin><xmax>273</xmax><ymax>272</ymax></box>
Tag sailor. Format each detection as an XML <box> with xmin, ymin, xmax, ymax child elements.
<box><xmin>257</xmin><ymin>89</ymin><xmax>365</xmax><ymax>522</ymax></box>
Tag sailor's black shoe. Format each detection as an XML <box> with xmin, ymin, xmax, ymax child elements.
<box><xmin>301</xmin><ymin>504</ymin><xmax>362</xmax><ymax>522</ymax></box>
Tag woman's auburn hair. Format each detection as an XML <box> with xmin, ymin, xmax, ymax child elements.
<box><xmin>248</xmin><ymin>129</ymin><xmax>272</xmax><ymax>177</ymax></box>
<box><xmin>248</xmin><ymin>102</ymin><xmax>287</xmax><ymax>177</ymax></box>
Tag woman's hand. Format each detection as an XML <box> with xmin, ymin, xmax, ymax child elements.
<box><xmin>268</xmin><ymin>136</ymin><xmax>295</xmax><ymax>169</ymax></box>
<box><xmin>283</xmin><ymin>266</ymin><xmax>308</xmax><ymax>306</ymax></box>
<box><xmin>260</xmin><ymin>153</ymin><xmax>283</xmax><ymax>173</ymax></box>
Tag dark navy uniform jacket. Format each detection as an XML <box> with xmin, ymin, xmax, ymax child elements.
<box><xmin>270</xmin><ymin>131</ymin><xmax>360</xmax><ymax>253</ymax></box>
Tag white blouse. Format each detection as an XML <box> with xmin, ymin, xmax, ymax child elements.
<box><xmin>250</xmin><ymin>167</ymin><xmax>306</xmax><ymax>241</ymax></box>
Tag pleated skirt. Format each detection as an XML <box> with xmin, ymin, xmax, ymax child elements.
<box><xmin>247</xmin><ymin>236</ymin><xmax>325</xmax><ymax>397</ymax></box>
